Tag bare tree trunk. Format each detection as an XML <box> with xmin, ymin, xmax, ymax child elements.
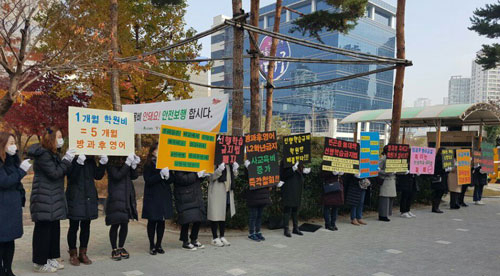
<box><xmin>389</xmin><ymin>0</ymin><xmax>405</xmax><ymax>144</ymax></box>
<box><xmin>232</xmin><ymin>0</ymin><xmax>244</xmax><ymax>136</ymax></box>
<box><xmin>264</xmin><ymin>0</ymin><xmax>282</xmax><ymax>132</ymax></box>
<box><xmin>249</xmin><ymin>0</ymin><xmax>261</xmax><ymax>133</ymax></box>
<box><xmin>110</xmin><ymin>0</ymin><xmax>122</xmax><ymax>111</ymax></box>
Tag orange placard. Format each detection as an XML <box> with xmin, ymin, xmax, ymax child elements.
<box><xmin>457</xmin><ymin>149</ymin><xmax>471</xmax><ymax>185</ymax></box>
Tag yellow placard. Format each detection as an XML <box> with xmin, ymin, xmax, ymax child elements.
<box><xmin>457</xmin><ymin>149</ymin><xmax>471</xmax><ymax>185</ymax></box>
<box><xmin>157</xmin><ymin>125</ymin><xmax>216</xmax><ymax>173</ymax></box>
<box><xmin>68</xmin><ymin>107</ymin><xmax>135</xmax><ymax>156</ymax></box>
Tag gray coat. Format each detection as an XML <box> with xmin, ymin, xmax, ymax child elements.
<box><xmin>208</xmin><ymin>165</ymin><xmax>236</xmax><ymax>222</ymax></box>
<box><xmin>28</xmin><ymin>144</ymin><xmax>71</xmax><ymax>222</ymax></box>
<box><xmin>379</xmin><ymin>156</ymin><xmax>397</xmax><ymax>198</ymax></box>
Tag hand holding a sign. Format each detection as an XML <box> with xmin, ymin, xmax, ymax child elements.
<box><xmin>292</xmin><ymin>162</ymin><xmax>299</xmax><ymax>172</ymax></box>
<box><xmin>76</xmin><ymin>154</ymin><xmax>86</xmax><ymax>165</ymax></box>
<box><xmin>131</xmin><ymin>155</ymin><xmax>141</xmax><ymax>169</ymax></box>
<box><xmin>99</xmin><ymin>155</ymin><xmax>108</xmax><ymax>165</ymax></box>
<box><xmin>232</xmin><ymin>162</ymin><xmax>239</xmax><ymax>172</ymax></box>
<box><xmin>303</xmin><ymin>168</ymin><xmax>311</xmax><ymax>174</ymax></box>
<box><xmin>244</xmin><ymin>160</ymin><xmax>251</xmax><ymax>168</ymax></box>
<box><xmin>332</xmin><ymin>171</ymin><xmax>338</xmax><ymax>175</ymax></box>
<box><xmin>160</xmin><ymin>167</ymin><xmax>170</xmax><ymax>180</ymax></box>
<box><xmin>216</xmin><ymin>163</ymin><xmax>225</xmax><ymax>174</ymax></box>
<box><xmin>20</xmin><ymin>159</ymin><xmax>31</xmax><ymax>172</ymax></box>
<box><xmin>125</xmin><ymin>153</ymin><xmax>135</xmax><ymax>167</ymax></box>
<box><xmin>197</xmin><ymin>170</ymin><xmax>209</xmax><ymax>178</ymax></box>
<box><xmin>277</xmin><ymin>181</ymin><xmax>284</xmax><ymax>188</ymax></box>
<box><xmin>63</xmin><ymin>149</ymin><xmax>77</xmax><ymax>162</ymax></box>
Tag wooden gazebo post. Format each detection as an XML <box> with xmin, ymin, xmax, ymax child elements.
<box><xmin>435</xmin><ymin>119</ymin><xmax>442</xmax><ymax>150</ymax></box>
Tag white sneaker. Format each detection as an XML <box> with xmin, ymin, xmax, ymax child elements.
<box><xmin>47</xmin><ymin>259</ymin><xmax>64</xmax><ymax>270</ymax></box>
<box><xmin>408</xmin><ymin>211</ymin><xmax>416</xmax><ymax>218</ymax></box>
<box><xmin>220</xmin><ymin>237</ymin><xmax>231</xmax><ymax>246</ymax></box>
<box><xmin>477</xmin><ymin>201</ymin><xmax>485</xmax><ymax>205</ymax></box>
<box><xmin>182</xmin><ymin>243</ymin><xmax>197</xmax><ymax>251</ymax></box>
<box><xmin>192</xmin><ymin>241</ymin><xmax>205</xmax><ymax>249</ymax></box>
<box><xmin>33</xmin><ymin>263</ymin><xmax>57</xmax><ymax>273</ymax></box>
<box><xmin>211</xmin><ymin>238</ymin><xmax>224</xmax><ymax>247</ymax></box>
<box><xmin>400</xmin><ymin>212</ymin><xmax>412</xmax><ymax>219</ymax></box>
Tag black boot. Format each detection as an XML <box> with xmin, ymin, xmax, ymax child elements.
<box><xmin>432</xmin><ymin>199</ymin><xmax>443</xmax><ymax>213</ymax></box>
<box><xmin>284</xmin><ymin>227</ymin><xmax>291</xmax><ymax>238</ymax></box>
<box><xmin>292</xmin><ymin>228</ymin><xmax>303</xmax><ymax>236</ymax></box>
<box><xmin>291</xmin><ymin>210</ymin><xmax>302</xmax><ymax>235</ymax></box>
<box><xmin>378</xmin><ymin>216</ymin><xmax>390</xmax><ymax>222</ymax></box>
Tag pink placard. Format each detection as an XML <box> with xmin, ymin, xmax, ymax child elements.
<box><xmin>409</xmin><ymin>146</ymin><xmax>436</xmax><ymax>175</ymax></box>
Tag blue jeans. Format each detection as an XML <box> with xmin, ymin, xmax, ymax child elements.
<box><xmin>350</xmin><ymin>189</ymin><xmax>366</xmax><ymax>220</ymax></box>
<box><xmin>248</xmin><ymin>206</ymin><xmax>264</xmax><ymax>234</ymax></box>
<box><xmin>323</xmin><ymin>206</ymin><xmax>338</xmax><ymax>227</ymax></box>
<box><xmin>473</xmin><ymin>185</ymin><xmax>484</xmax><ymax>202</ymax></box>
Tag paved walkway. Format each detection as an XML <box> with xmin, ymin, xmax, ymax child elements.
<box><xmin>10</xmin><ymin>197</ymin><xmax>500</xmax><ymax>276</ymax></box>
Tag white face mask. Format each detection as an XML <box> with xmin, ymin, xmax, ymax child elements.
<box><xmin>6</xmin><ymin>144</ymin><xmax>17</xmax><ymax>156</ymax></box>
<box><xmin>57</xmin><ymin>138</ymin><xmax>64</xmax><ymax>148</ymax></box>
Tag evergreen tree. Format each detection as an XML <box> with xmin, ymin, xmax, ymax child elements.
<box><xmin>290</xmin><ymin>0</ymin><xmax>368</xmax><ymax>43</ymax></box>
<box><xmin>469</xmin><ymin>1</ymin><xmax>500</xmax><ymax>69</ymax></box>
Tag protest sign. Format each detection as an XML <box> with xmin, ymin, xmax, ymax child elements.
<box><xmin>359</xmin><ymin>132</ymin><xmax>380</xmax><ymax>178</ymax></box>
<box><xmin>122</xmin><ymin>95</ymin><xmax>229</xmax><ymax>134</ymax></box>
<box><xmin>480</xmin><ymin>142</ymin><xmax>494</xmax><ymax>174</ymax></box>
<box><xmin>157</xmin><ymin>125</ymin><xmax>216</xmax><ymax>173</ymax></box>
<box><xmin>322</xmin><ymin>137</ymin><xmax>359</xmax><ymax>174</ymax></box>
<box><xmin>409</xmin><ymin>146</ymin><xmax>436</xmax><ymax>175</ymax></box>
<box><xmin>442</xmin><ymin>149</ymin><xmax>455</xmax><ymax>170</ymax></box>
<box><xmin>214</xmin><ymin>135</ymin><xmax>245</xmax><ymax>165</ymax></box>
<box><xmin>457</xmin><ymin>149</ymin><xmax>471</xmax><ymax>185</ymax></box>
<box><xmin>282</xmin><ymin>133</ymin><xmax>311</xmax><ymax>167</ymax></box>
<box><xmin>68</xmin><ymin>107</ymin><xmax>134</xmax><ymax>156</ymax></box>
<box><xmin>245</xmin><ymin>131</ymin><xmax>280</xmax><ymax>190</ymax></box>
<box><xmin>385</xmin><ymin>144</ymin><xmax>410</xmax><ymax>173</ymax></box>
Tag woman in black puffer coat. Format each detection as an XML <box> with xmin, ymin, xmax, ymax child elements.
<box><xmin>106</xmin><ymin>154</ymin><xmax>140</xmax><ymax>261</ymax></box>
<box><xmin>171</xmin><ymin>170</ymin><xmax>208</xmax><ymax>250</ymax></box>
<box><xmin>142</xmin><ymin>143</ymin><xmax>174</xmax><ymax>254</ymax></box>
<box><xmin>65</xmin><ymin>154</ymin><xmax>107</xmax><ymax>266</ymax></box>
<box><xmin>28</xmin><ymin>127</ymin><xmax>75</xmax><ymax>272</ymax></box>
<box><xmin>0</xmin><ymin>132</ymin><xmax>31</xmax><ymax>276</ymax></box>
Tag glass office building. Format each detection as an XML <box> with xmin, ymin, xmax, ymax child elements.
<box><xmin>211</xmin><ymin>0</ymin><xmax>396</xmax><ymax>135</ymax></box>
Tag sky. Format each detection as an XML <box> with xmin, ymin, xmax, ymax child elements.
<box><xmin>184</xmin><ymin>0</ymin><xmax>495</xmax><ymax>107</ymax></box>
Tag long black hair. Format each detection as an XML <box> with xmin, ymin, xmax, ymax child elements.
<box><xmin>145</xmin><ymin>142</ymin><xmax>158</xmax><ymax>167</ymax></box>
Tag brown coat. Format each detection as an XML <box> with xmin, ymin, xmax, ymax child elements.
<box><xmin>447</xmin><ymin>167</ymin><xmax>461</xmax><ymax>193</ymax></box>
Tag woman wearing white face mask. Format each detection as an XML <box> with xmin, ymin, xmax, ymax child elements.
<box><xmin>0</xmin><ymin>132</ymin><xmax>31</xmax><ymax>276</ymax></box>
<box><xmin>28</xmin><ymin>127</ymin><xmax>75</xmax><ymax>273</ymax></box>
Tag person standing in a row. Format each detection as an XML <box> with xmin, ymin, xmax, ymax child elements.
<box><xmin>0</xmin><ymin>132</ymin><xmax>31</xmax><ymax>276</ymax></box>
<box><xmin>397</xmin><ymin>171</ymin><xmax>418</xmax><ymax>218</ymax></box>
<box><xmin>320</xmin><ymin>169</ymin><xmax>344</xmax><ymax>231</ymax></box>
<box><xmin>208</xmin><ymin>162</ymin><xmax>239</xmax><ymax>247</ymax></box>
<box><xmin>172</xmin><ymin>169</ymin><xmax>210</xmax><ymax>251</ymax></box>
<box><xmin>279</xmin><ymin>161</ymin><xmax>310</xmax><ymax>237</ymax></box>
<box><xmin>106</xmin><ymin>154</ymin><xmax>140</xmax><ymax>261</ymax></box>
<box><xmin>245</xmin><ymin>160</ymin><xmax>271</xmax><ymax>242</ymax></box>
<box><xmin>431</xmin><ymin>149</ymin><xmax>449</xmax><ymax>213</ymax></box>
<box><xmin>29</xmin><ymin>127</ymin><xmax>75</xmax><ymax>273</ymax></box>
<box><xmin>345</xmin><ymin>174</ymin><xmax>369</xmax><ymax>226</ymax></box>
<box><xmin>448</xmin><ymin>154</ymin><xmax>461</xmax><ymax>210</ymax></box>
<box><xmin>378</xmin><ymin>146</ymin><xmax>396</xmax><ymax>222</ymax></box>
<box><xmin>66</xmin><ymin>154</ymin><xmax>107</xmax><ymax>266</ymax></box>
<box><xmin>142</xmin><ymin>143</ymin><xmax>174</xmax><ymax>255</ymax></box>
<box><xmin>472</xmin><ymin>158</ymin><xmax>488</xmax><ymax>205</ymax></box>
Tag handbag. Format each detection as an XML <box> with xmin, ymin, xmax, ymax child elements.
<box><xmin>323</xmin><ymin>182</ymin><xmax>342</xmax><ymax>194</ymax></box>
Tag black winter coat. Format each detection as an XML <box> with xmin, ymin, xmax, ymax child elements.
<box><xmin>432</xmin><ymin>153</ymin><xmax>448</xmax><ymax>191</ymax></box>
<box><xmin>320</xmin><ymin>170</ymin><xmax>344</xmax><ymax>206</ymax></box>
<box><xmin>0</xmin><ymin>155</ymin><xmax>26</xmax><ymax>242</ymax></box>
<box><xmin>280</xmin><ymin>164</ymin><xmax>304</xmax><ymax>208</ymax></box>
<box><xmin>142</xmin><ymin>160</ymin><xmax>174</xmax><ymax>221</ymax></box>
<box><xmin>105</xmin><ymin>164</ymin><xmax>138</xmax><ymax>225</ymax></box>
<box><xmin>172</xmin><ymin>171</ymin><xmax>206</xmax><ymax>225</ymax></box>
<box><xmin>396</xmin><ymin>174</ymin><xmax>418</xmax><ymax>193</ymax></box>
<box><xmin>66</xmin><ymin>157</ymin><xmax>105</xmax><ymax>221</ymax></box>
<box><xmin>473</xmin><ymin>166</ymin><xmax>488</xmax><ymax>186</ymax></box>
<box><xmin>344</xmin><ymin>174</ymin><xmax>363</xmax><ymax>207</ymax></box>
<box><xmin>28</xmin><ymin>144</ymin><xmax>71</xmax><ymax>222</ymax></box>
<box><xmin>243</xmin><ymin>168</ymin><xmax>271</xmax><ymax>208</ymax></box>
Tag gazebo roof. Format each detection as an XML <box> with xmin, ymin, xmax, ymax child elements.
<box><xmin>339</xmin><ymin>103</ymin><xmax>500</xmax><ymax>127</ymax></box>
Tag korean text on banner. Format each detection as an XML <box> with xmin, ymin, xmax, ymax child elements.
<box><xmin>245</xmin><ymin>131</ymin><xmax>280</xmax><ymax>190</ymax></box>
<box><xmin>409</xmin><ymin>146</ymin><xmax>436</xmax><ymax>175</ymax></box>
<box><xmin>322</xmin><ymin>137</ymin><xmax>359</xmax><ymax>174</ymax></box>
<box><xmin>359</xmin><ymin>132</ymin><xmax>379</xmax><ymax>178</ymax></box>
<box><xmin>282</xmin><ymin>133</ymin><xmax>311</xmax><ymax>167</ymax></box>
<box><xmin>457</xmin><ymin>149</ymin><xmax>471</xmax><ymax>185</ymax></box>
<box><xmin>157</xmin><ymin>125</ymin><xmax>216</xmax><ymax>173</ymax></box>
<box><xmin>122</xmin><ymin>95</ymin><xmax>229</xmax><ymax>134</ymax></box>
<box><xmin>480</xmin><ymin>142</ymin><xmax>494</xmax><ymax>174</ymax></box>
<box><xmin>214</xmin><ymin>135</ymin><xmax>245</xmax><ymax>165</ymax></box>
<box><xmin>385</xmin><ymin>144</ymin><xmax>410</xmax><ymax>173</ymax></box>
<box><xmin>68</xmin><ymin>107</ymin><xmax>134</xmax><ymax>156</ymax></box>
<box><xmin>442</xmin><ymin>149</ymin><xmax>455</xmax><ymax>170</ymax></box>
